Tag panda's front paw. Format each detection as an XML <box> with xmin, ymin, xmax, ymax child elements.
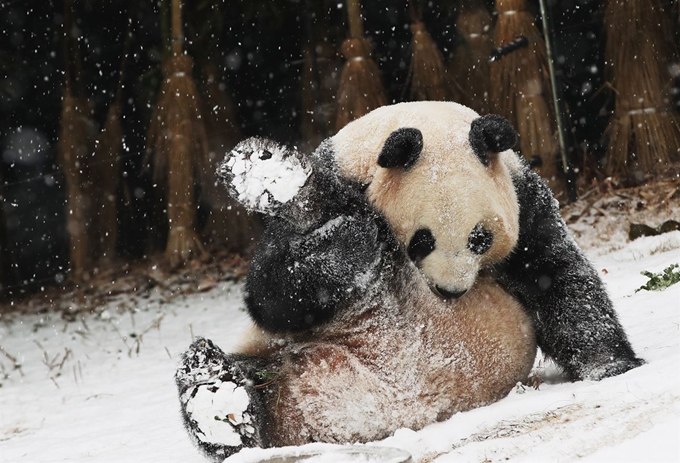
<box><xmin>579</xmin><ymin>357</ymin><xmax>645</xmax><ymax>381</ymax></box>
<box><xmin>217</xmin><ymin>137</ymin><xmax>311</xmax><ymax>216</ymax></box>
<box><xmin>176</xmin><ymin>338</ymin><xmax>270</xmax><ymax>461</ymax></box>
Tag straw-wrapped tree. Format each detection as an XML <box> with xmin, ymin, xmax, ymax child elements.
<box><xmin>405</xmin><ymin>1</ymin><xmax>451</xmax><ymax>102</ymax></box>
<box><xmin>490</xmin><ymin>0</ymin><xmax>558</xmax><ymax>185</ymax></box>
<box><xmin>603</xmin><ymin>0</ymin><xmax>680</xmax><ymax>177</ymax></box>
<box><xmin>58</xmin><ymin>0</ymin><xmax>96</xmax><ymax>282</ymax></box>
<box><xmin>146</xmin><ymin>0</ymin><xmax>208</xmax><ymax>267</ymax></box>
<box><xmin>335</xmin><ymin>0</ymin><xmax>387</xmax><ymax>131</ymax></box>
<box><xmin>451</xmin><ymin>0</ymin><xmax>494</xmax><ymax>114</ymax></box>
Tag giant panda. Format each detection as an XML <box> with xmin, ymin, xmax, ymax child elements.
<box><xmin>175</xmin><ymin>101</ymin><xmax>642</xmax><ymax>462</ymax></box>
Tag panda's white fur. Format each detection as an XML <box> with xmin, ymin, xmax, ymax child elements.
<box><xmin>238</xmin><ymin>276</ymin><xmax>535</xmax><ymax>445</ymax></box>
<box><xmin>332</xmin><ymin>101</ymin><xmax>524</xmax><ymax>296</ymax></box>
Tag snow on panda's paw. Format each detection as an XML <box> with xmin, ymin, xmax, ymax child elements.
<box><xmin>176</xmin><ymin>338</ymin><xmax>267</xmax><ymax>459</ymax></box>
<box><xmin>217</xmin><ymin>137</ymin><xmax>311</xmax><ymax>215</ymax></box>
<box><xmin>579</xmin><ymin>357</ymin><xmax>645</xmax><ymax>381</ymax></box>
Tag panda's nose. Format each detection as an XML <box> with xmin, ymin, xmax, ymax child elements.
<box><xmin>433</xmin><ymin>286</ymin><xmax>468</xmax><ymax>300</ymax></box>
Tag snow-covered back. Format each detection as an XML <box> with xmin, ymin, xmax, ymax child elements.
<box><xmin>1</xmin><ymin>232</ymin><xmax>679</xmax><ymax>462</ymax></box>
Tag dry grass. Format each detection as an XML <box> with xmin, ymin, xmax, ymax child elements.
<box><xmin>563</xmin><ymin>163</ymin><xmax>680</xmax><ymax>254</ymax></box>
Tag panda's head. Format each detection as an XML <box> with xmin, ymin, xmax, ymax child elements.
<box><xmin>330</xmin><ymin>101</ymin><xmax>522</xmax><ymax>299</ymax></box>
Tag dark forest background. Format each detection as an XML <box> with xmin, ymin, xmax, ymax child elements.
<box><xmin>1</xmin><ymin>0</ymin><xmax>677</xmax><ymax>297</ymax></box>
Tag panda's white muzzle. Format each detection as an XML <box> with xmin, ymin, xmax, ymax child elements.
<box><xmin>420</xmin><ymin>251</ymin><xmax>479</xmax><ymax>300</ymax></box>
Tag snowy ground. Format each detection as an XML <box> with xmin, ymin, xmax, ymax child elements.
<box><xmin>1</xmin><ymin>231</ymin><xmax>679</xmax><ymax>463</ymax></box>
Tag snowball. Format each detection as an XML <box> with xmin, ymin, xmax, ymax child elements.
<box><xmin>227</xmin><ymin>144</ymin><xmax>310</xmax><ymax>213</ymax></box>
<box><xmin>185</xmin><ymin>381</ymin><xmax>251</xmax><ymax>446</ymax></box>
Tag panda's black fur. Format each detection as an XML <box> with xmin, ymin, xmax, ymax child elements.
<box><xmin>244</xmin><ymin>171</ymin><xmax>400</xmax><ymax>333</ymax></box>
<box><xmin>176</xmin><ymin>103</ymin><xmax>642</xmax><ymax>461</ymax></box>
<box><xmin>469</xmin><ymin>113</ymin><xmax>641</xmax><ymax>379</ymax></box>
<box><xmin>496</xmin><ymin>160</ymin><xmax>643</xmax><ymax>380</ymax></box>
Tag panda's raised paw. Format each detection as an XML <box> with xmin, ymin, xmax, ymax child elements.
<box><xmin>176</xmin><ymin>338</ymin><xmax>270</xmax><ymax>462</ymax></box>
<box><xmin>217</xmin><ymin>137</ymin><xmax>311</xmax><ymax>216</ymax></box>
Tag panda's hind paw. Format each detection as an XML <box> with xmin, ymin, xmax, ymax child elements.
<box><xmin>217</xmin><ymin>137</ymin><xmax>311</xmax><ymax>216</ymax></box>
<box><xmin>176</xmin><ymin>338</ymin><xmax>270</xmax><ymax>461</ymax></box>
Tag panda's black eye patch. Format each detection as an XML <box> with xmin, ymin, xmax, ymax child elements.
<box><xmin>377</xmin><ymin>128</ymin><xmax>423</xmax><ymax>170</ymax></box>
<box><xmin>408</xmin><ymin>228</ymin><xmax>436</xmax><ymax>263</ymax></box>
<box><xmin>467</xmin><ymin>223</ymin><xmax>493</xmax><ymax>255</ymax></box>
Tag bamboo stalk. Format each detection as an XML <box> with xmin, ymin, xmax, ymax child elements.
<box><xmin>346</xmin><ymin>0</ymin><xmax>364</xmax><ymax>39</ymax></box>
<box><xmin>171</xmin><ymin>0</ymin><xmax>183</xmax><ymax>56</ymax></box>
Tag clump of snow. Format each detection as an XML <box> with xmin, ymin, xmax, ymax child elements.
<box><xmin>220</xmin><ymin>139</ymin><xmax>310</xmax><ymax>214</ymax></box>
<box><xmin>228</xmin><ymin>443</ymin><xmax>412</xmax><ymax>463</ymax></box>
<box><xmin>185</xmin><ymin>381</ymin><xmax>252</xmax><ymax>446</ymax></box>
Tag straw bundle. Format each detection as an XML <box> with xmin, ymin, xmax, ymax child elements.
<box><xmin>147</xmin><ymin>53</ymin><xmax>208</xmax><ymax>267</ymax></box>
<box><xmin>147</xmin><ymin>0</ymin><xmax>208</xmax><ymax>267</ymax></box>
<box><xmin>335</xmin><ymin>0</ymin><xmax>387</xmax><ymax>131</ymax></box>
<box><xmin>490</xmin><ymin>0</ymin><xmax>558</xmax><ymax>182</ymax></box>
<box><xmin>408</xmin><ymin>21</ymin><xmax>450</xmax><ymax>101</ymax></box>
<box><xmin>90</xmin><ymin>101</ymin><xmax>122</xmax><ymax>263</ymax></box>
<box><xmin>58</xmin><ymin>88</ymin><xmax>95</xmax><ymax>281</ymax></box>
<box><xmin>603</xmin><ymin>0</ymin><xmax>680</xmax><ymax>177</ymax></box>
<box><xmin>200</xmin><ymin>63</ymin><xmax>260</xmax><ymax>250</ymax></box>
<box><xmin>58</xmin><ymin>0</ymin><xmax>96</xmax><ymax>282</ymax></box>
<box><xmin>451</xmin><ymin>0</ymin><xmax>493</xmax><ymax>114</ymax></box>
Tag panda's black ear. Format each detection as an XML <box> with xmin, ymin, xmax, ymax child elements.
<box><xmin>377</xmin><ymin>128</ymin><xmax>423</xmax><ymax>169</ymax></box>
<box><xmin>469</xmin><ymin>115</ymin><xmax>518</xmax><ymax>166</ymax></box>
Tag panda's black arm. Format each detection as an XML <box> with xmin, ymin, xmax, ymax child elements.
<box><xmin>496</xmin><ymin>165</ymin><xmax>643</xmax><ymax>380</ymax></box>
<box><xmin>244</xmin><ymin>186</ymin><xmax>399</xmax><ymax>334</ymax></box>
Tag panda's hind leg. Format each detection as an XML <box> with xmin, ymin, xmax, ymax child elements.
<box><xmin>175</xmin><ymin>338</ymin><xmax>272</xmax><ymax>462</ymax></box>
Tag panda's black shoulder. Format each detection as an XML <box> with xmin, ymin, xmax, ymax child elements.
<box><xmin>507</xmin><ymin>158</ymin><xmax>562</xmax><ymax>236</ymax></box>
